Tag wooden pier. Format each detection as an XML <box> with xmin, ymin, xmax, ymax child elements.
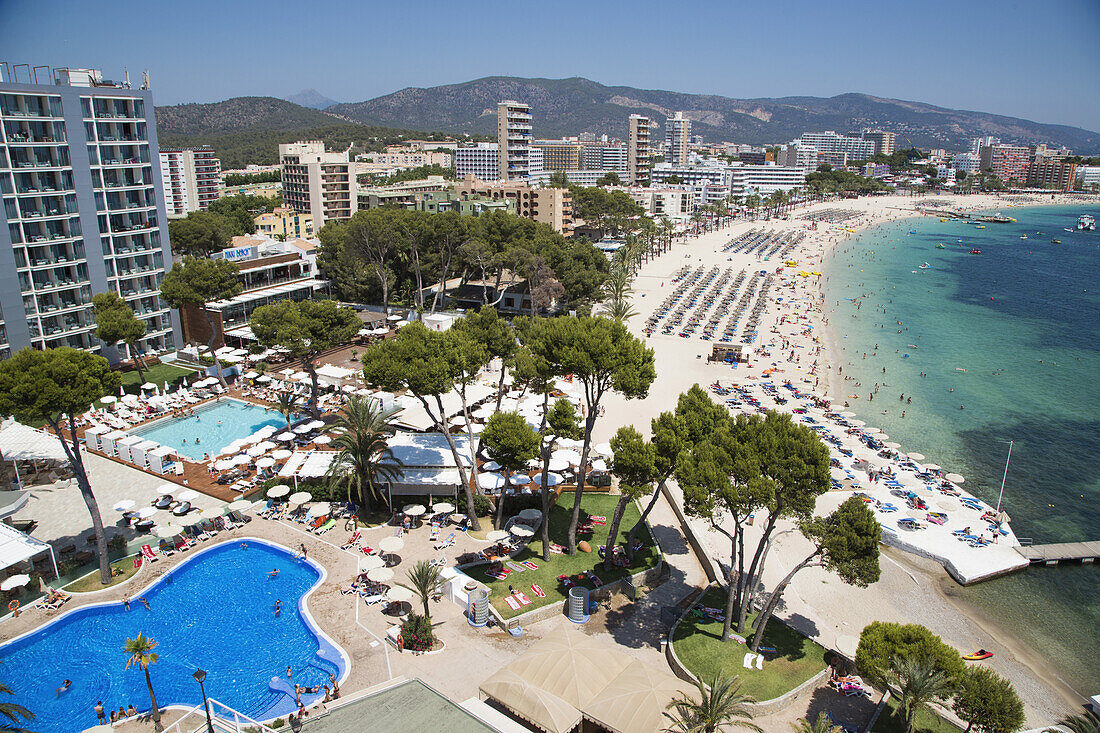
<box><xmin>1015</xmin><ymin>541</ymin><xmax>1100</xmax><ymax>566</ymax></box>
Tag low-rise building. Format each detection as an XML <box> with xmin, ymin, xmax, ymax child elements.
<box><xmin>620</xmin><ymin>186</ymin><xmax>695</xmax><ymax>222</ymax></box>
<box><xmin>357</xmin><ymin>176</ymin><xmax>452</xmax><ymax>210</ymax></box>
<box><xmin>1076</xmin><ymin>165</ymin><xmax>1100</xmax><ymax>190</ymax></box>
<box><xmin>357</xmin><ymin>149</ymin><xmax>453</xmax><ymax>169</ymax></box>
<box><xmin>254</xmin><ymin>206</ymin><xmax>315</xmax><ymax>239</ymax></box>
<box><xmin>452</xmin><ymin>176</ymin><xmax>573</xmax><ymax>236</ymax></box>
<box><xmin>178</xmin><ymin>236</ymin><xmax>325</xmax><ymax>348</ymax></box>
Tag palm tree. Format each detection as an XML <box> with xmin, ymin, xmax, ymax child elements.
<box><xmin>1054</xmin><ymin>711</ymin><xmax>1100</xmax><ymax>733</ymax></box>
<box><xmin>324</xmin><ymin>396</ymin><xmax>403</xmax><ymax>515</ymax></box>
<box><xmin>601</xmin><ymin>299</ymin><xmax>638</xmax><ymax>323</ymax></box>
<box><xmin>275</xmin><ymin>391</ymin><xmax>300</xmax><ymax>431</ymax></box>
<box><xmin>884</xmin><ymin>654</ymin><xmax>957</xmax><ymax>733</ymax></box>
<box><xmin>664</xmin><ymin>673</ymin><xmax>761</xmax><ymax>733</ymax></box>
<box><xmin>124</xmin><ymin>633</ymin><xmax>163</xmax><ymax>732</ymax></box>
<box><xmin>399</xmin><ymin>560</ymin><xmax>444</xmax><ymax>628</ymax></box>
<box><xmin>790</xmin><ymin>713</ymin><xmax>843</xmax><ymax>733</ymax></box>
<box><xmin>0</xmin><ymin>679</ymin><xmax>34</xmax><ymax>733</ymax></box>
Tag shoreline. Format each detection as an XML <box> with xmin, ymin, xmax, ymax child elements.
<box><xmin>602</xmin><ymin>191</ymin><xmax>1092</xmax><ymax>726</ymax></box>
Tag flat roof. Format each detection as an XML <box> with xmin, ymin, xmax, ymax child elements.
<box><xmin>303</xmin><ymin>680</ymin><xmax>498</xmax><ymax>733</ymax></box>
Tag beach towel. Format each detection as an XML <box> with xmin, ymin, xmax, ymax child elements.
<box><xmin>588</xmin><ymin>516</ymin><xmax>607</xmax><ymax>524</ymax></box>
<box><xmin>757</xmin><ymin>645</ymin><xmax>776</xmax><ymax>654</ymax></box>
<box><xmin>520</xmin><ymin>561</ymin><xmax>539</xmax><ymax>570</ymax></box>
<box><xmin>549</xmin><ymin>543</ymin><xmax>566</xmax><ymax>554</ymax></box>
<box><xmin>514</xmin><ymin>592</ymin><xmax>532</xmax><ymax>606</ymax></box>
<box><xmin>755</xmin><ymin>653</ymin><xmax>764</xmax><ymax>670</ymax></box>
<box><xmin>531</xmin><ymin>584</ymin><xmax>545</xmax><ymax>597</ymax></box>
<box><xmin>587</xmin><ymin>570</ymin><xmax>603</xmax><ymax>587</ymax></box>
<box><xmin>743</xmin><ymin>652</ymin><xmax>757</xmax><ymax>669</ymax></box>
<box><xmin>504</xmin><ymin>596</ymin><xmax>521</xmax><ymax>611</ymax></box>
<box><xmin>505</xmin><ymin>561</ymin><xmax>527</xmax><ymax>573</ymax></box>
<box><xmin>485</xmin><ymin>569</ymin><xmax>509</xmax><ymax>581</ymax></box>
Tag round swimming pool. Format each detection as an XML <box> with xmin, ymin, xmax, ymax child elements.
<box><xmin>0</xmin><ymin>540</ymin><xmax>347</xmax><ymax>731</ymax></box>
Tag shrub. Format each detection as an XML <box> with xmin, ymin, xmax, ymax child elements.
<box><xmin>107</xmin><ymin>534</ymin><xmax>127</xmax><ymax>552</ymax></box>
<box><xmin>855</xmin><ymin>621</ymin><xmax>965</xmax><ymax>685</ymax></box>
<box><xmin>400</xmin><ymin>612</ymin><xmax>433</xmax><ymax>652</ymax></box>
<box><xmin>953</xmin><ymin>666</ymin><xmax>1025</xmax><ymax>733</ymax></box>
<box><xmin>468</xmin><ymin>492</ymin><xmax>491</xmax><ymax>517</ymax></box>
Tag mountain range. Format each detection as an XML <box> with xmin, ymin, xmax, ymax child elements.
<box><xmin>154</xmin><ymin>77</ymin><xmax>1100</xmax><ymax>160</ymax></box>
<box><xmin>286</xmin><ymin>88</ymin><xmax>339</xmax><ymax>110</ymax></box>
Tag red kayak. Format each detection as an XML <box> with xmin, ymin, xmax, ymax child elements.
<box><xmin>962</xmin><ymin>649</ymin><xmax>993</xmax><ymax>661</ymax></box>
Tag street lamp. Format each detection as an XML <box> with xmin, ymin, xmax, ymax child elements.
<box><xmin>192</xmin><ymin>669</ymin><xmax>214</xmax><ymax>733</ymax></box>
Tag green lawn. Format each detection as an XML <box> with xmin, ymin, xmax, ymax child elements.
<box><xmin>64</xmin><ymin>556</ymin><xmax>141</xmax><ymax>592</ymax></box>
<box><xmin>873</xmin><ymin>698</ymin><xmax>960</xmax><ymax>733</ymax></box>
<box><xmin>465</xmin><ymin>492</ymin><xmax>659</xmax><ymax>620</ymax></box>
<box><xmin>671</xmin><ymin>588</ymin><xmax>828</xmax><ymax>702</ymax></box>
<box><xmin>94</xmin><ymin>363</ymin><xmax>197</xmax><ymax>408</ymax></box>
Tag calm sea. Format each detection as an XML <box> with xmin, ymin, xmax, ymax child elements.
<box><xmin>823</xmin><ymin>202</ymin><xmax>1100</xmax><ymax>696</ymax></box>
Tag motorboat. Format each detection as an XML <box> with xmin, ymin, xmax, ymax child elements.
<box><xmin>1078</xmin><ymin>214</ymin><xmax>1095</xmax><ymax>231</ymax></box>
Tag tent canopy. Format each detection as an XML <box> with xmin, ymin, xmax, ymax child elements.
<box><xmin>0</xmin><ymin>521</ymin><xmax>56</xmax><ymax>576</ymax></box>
<box><xmin>0</xmin><ymin>420</ymin><xmax>68</xmax><ymax>462</ymax></box>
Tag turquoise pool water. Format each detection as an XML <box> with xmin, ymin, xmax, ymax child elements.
<box><xmin>0</xmin><ymin>540</ymin><xmax>346</xmax><ymax>731</ymax></box>
<box><xmin>132</xmin><ymin>398</ymin><xmax>287</xmax><ymax>460</ymax></box>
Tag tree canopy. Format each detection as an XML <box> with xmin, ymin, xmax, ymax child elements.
<box><xmin>953</xmin><ymin>666</ymin><xmax>1025</xmax><ymax>733</ymax></box>
<box><xmin>855</xmin><ymin>621</ymin><xmax>966</xmax><ymax>686</ymax></box>
<box><xmin>167</xmin><ymin>211</ymin><xmax>231</xmax><ymax>257</ymax></box>
<box><xmin>250</xmin><ymin>299</ymin><xmax>360</xmax><ymax>416</ymax></box>
<box><xmin>159</xmin><ymin>256</ymin><xmax>242</xmax><ymax>386</ymax></box>
<box><xmin>567</xmin><ymin>186</ymin><xmax>646</xmax><ymax>237</ymax></box>
<box><xmin>92</xmin><ymin>291</ymin><xmax>147</xmax><ymax>374</ymax></box>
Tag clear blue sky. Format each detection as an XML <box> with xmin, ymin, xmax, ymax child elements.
<box><xmin>2</xmin><ymin>0</ymin><xmax>1097</xmax><ymax>131</ymax></box>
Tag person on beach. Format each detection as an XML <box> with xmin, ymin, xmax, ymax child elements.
<box><xmin>95</xmin><ymin>701</ymin><xmax>106</xmax><ymax>723</ymax></box>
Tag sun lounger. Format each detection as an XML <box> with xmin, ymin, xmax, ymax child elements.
<box><xmin>306</xmin><ymin>516</ymin><xmax>326</xmax><ymax>531</ymax></box>
<box><xmin>140</xmin><ymin>544</ymin><xmax>159</xmax><ymax>563</ymax></box>
<box><xmin>436</xmin><ymin>532</ymin><xmax>455</xmax><ymax>549</ymax></box>
<box><xmin>315</xmin><ymin>519</ymin><xmax>337</xmax><ymax>535</ymax></box>
<box><xmin>342</xmin><ymin>530</ymin><xmax>361</xmax><ymax>549</ymax></box>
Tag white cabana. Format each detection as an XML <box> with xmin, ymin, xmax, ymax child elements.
<box><xmin>0</xmin><ymin>521</ymin><xmax>57</xmax><ymax>577</ymax></box>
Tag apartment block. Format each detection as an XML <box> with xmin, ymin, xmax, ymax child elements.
<box><xmin>455</xmin><ymin>143</ymin><xmax>500</xmax><ymax>182</ymax></box>
<box><xmin>856</xmin><ymin>129</ymin><xmax>895</xmax><ymax>156</ymax></box>
<box><xmin>798</xmin><ymin>131</ymin><xmax>876</xmax><ymax>160</ymax></box>
<box><xmin>951</xmin><ymin>152</ymin><xmax>981</xmax><ymax>174</ymax></box>
<box><xmin>665</xmin><ymin>112</ymin><xmax>691</xmax><ymax>165</ymax></box>
<box><xmin>358</xmin><ymin>149</ymin><xmax>453</xmax><ymax>169</ymax></box>
<box><xmin>498</xmin><ymin>101</ymin><xmax>532</xmax><ymax>181</ymax></box>
<box><xmin>728</xmin><ymin>165</ymin><xmax>806</xmax><ymax>195</ymax></box>
<box><xmin>279</xmin><ymin>141</ymin><xmax>357</xmax><ymax>226</ymax></box>
<box><xmin>453</xmin><ymin>176</ymin><xmax>573</xmax><ymax>236</ymax></box>
<box><xmin>0</xmin><ymin>66</ymin><xmax>178</xmax><ymax>361</ymax></box>
<box><xmin>979</xmin><ymin>144</ymin><xmax>1031</xmax><ymax>185</ymax></box>
<box><xmin>159</xmin><ymin>146</ymin><xmax>220</xmax><ymax>218</ymax></box>
<box><xmin>357</xmin><ymin>176</ymin><xmax>452</xmax><ymax>210</ymax></box>
<box><xmin>532</xmin><ymin>140</ymin><xmax>582</xmax><ymax>171</ymax></box>
<box><xmin>253</xmin><ymin>206</ymin><xmax>315</xmax><ymax>239</ymax></box>
<box><xmin>627</xmin><ymin>115</ymin><xmax>651</xmax><ymax>185</ymax></box>
<box><xmin>1027</xmin><ymin>160</ymin><xmax>1078</xmax><ymax>191</ymax></box>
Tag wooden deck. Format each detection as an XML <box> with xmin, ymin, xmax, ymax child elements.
<box><xmin>1015</xmin><ymin>541</ymin><xmax>1100</xmax><ymax>565</ymax></box>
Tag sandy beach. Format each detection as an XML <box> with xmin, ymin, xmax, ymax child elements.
<box><xmin>593</xmin><ymin>191</ymin><xmax>1088</xmax><ymax>727</ymax></box>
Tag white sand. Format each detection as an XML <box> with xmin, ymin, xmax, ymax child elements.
<box><xmin>594</xmin><ymin>192</ymin><xmax>1087</xmax><ymax>725</ymax></box>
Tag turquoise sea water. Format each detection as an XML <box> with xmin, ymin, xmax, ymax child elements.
<box><xmin>823</xmin><ymin>203</ymin><xmax>1100</xmax><ymax>696</ymax></box>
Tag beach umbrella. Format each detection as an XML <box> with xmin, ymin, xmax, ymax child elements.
<box><xmin>255</xmin><ymin>441</ymin><xmax>277</xmax><ymax>452</ymax></box>
<box><xmin>214</xmin><ymin>459</ymin><xmax>236</xmax><ymax>471</ymax></box>
<box><xmin>849</xmin><ymin>419</ymin><xmax>866</xmax><ymax>427</ymax></box>
<box><xmin>141</xmin><ymin>382</ymin><xmax>157</xmax><ymax>391</ymax></box>
<box><xmin>155</xmin><ymin>484</ymin><xmax>176</xmax><ymax>496</ymax></box>
<box><xmin>449</xmin><ymin>415</ymin><xmax>467</xmax><ymax>427</ymax></box>
<box><xmin>360</xmin><ymin>555</ymin><xmax>384</xmax><ymax>570</ymax></box>
<box><xmin>945</xmin><ymin>473</ymin><xmax>965</xmax><ymax>484</ymax></box>
<box><xmin>114</xmin><ymin>499</ymin><xmax>136</xmax><ymax>512</ymax></box>
<box><xmin>473</xmin><ymin>405</ymin><xmax>495</xmax><ymax>420</ymax></box>
<box><xmin>387</xmin><ymin>314</ymin><xmax>402</xmax><ymax>321</ymax></box>
<box><xmin>885</xmin><ymin>442</ymin><xmax>901</xmax><ymax>449</ymax></box>
<box><xmin>547</xmin><ymin>458</ymin><xmax>570</xmax><ymax>472</ymax></box>
<box><xmin>552</xmin><ymin>449</ymin><xmax>581</xmax><ymax>465</ymax></box>
<box><xmin>136</xmin><ymin>506</ymin><xmax>159</xmax><ymax>519</ymax></box>
<box><xmin>306</xmin><ymin>420</ymin><xmax>325</xmax><ymax>431</ymax></box>
<box><xmin>996</xmin><ymin>511</ymin><xmax>1012</xmax><ymax>524</ymax></box>
<box><xmin>591</xmin><ymin>459</ymin><xmax>608</xmax><ymax>472</ymax></box>
<box><xmin>924</xmin><ymin>463</ymin><xmax>941</xmax><ymax>472</ymax></box>
<box><xmin>907</xmin><ymin>452</ymin><xmax>926</xmax><ymax>461</ymax></box>
<box><xmin>432</xmin><ymin>502</ymin><xmax>455</xmax><ymax>514</ymax></box>
<box><xmin>313</xmin><ymin>435</ymin><xmax>331</xmax><ymax>446</ymax></box>
<box><xmin>256</xmin><ymin>457</ymin><xmax>276</xmax><ymax>469</ymax></box>
<box><xmin>292</xmin><ymin>424</ymin><xmax>312</xmax><ymax>434</ymax></box>
<box><xmin>478</xmin><ymin>473</ymin><xmax>505</xmax><ymax>490</ymax></box>
<box><xmin>594</xmin><ymin>442</ymin><xmax>613</xmax><ymax>457</ymax></box>
<box><xmin>154</xmin><ymin>524</ymin><xmax>179</xmax><ymax>539</ymax></box>
<box><xmin>289</xmin><ymin>491</ymin><xmax>312</xmax><ymax>505</ymax></box>
<box><xmin>449</xmin><ymin>513</ymin><xmax>466</xmax><ymax>525</ymax></box>
<box><xmin>482</xmin><ymin>460</ymin><xmax>501</xmax><ymax>471</ymax></box>
<box><xmin>386</xmin><ymin>586</ymin><xmax>413</xmax><ymax>602</ymax></box>
<box><xmin>403</xmin><ymin>504</ymin><xmax>426</xmax><ymax>517</ymax></box>
<box><xmin>100</xmin><ymin>395</ymin><xmax>117</xmax><ymax>404</ymax></box>
<box><xmin>372</xmin><ymin>326</ymin><xmax>390</xmax><ymax>335</ymax></box>
<box><xmin>256</xmin><ymin>375</ymin><xmax>272</xmax><ymax>383</ymax></box>
<box><xmin>367</xmin><ymin>567</ymin><xmax>394</xmax><ymax>582</ymax></box>
<box><xmin>485</xmin><ymin>530</ymin><xmax>508</xmax><ymax>542</ymax></box>
<box><xmin>863</xmin><ymin>427</ymin><xmax>880</xmax><ymax>434</ymax></box>
<box><xmin>246</xmin><ymin>445</ymin><xmax>268</xmax><ymax>458</ymax></box>
<box><xmin>378</xmin><ymin>536</ymin><xmax>404</xmax><ymax>553</ymax></box>
<box><xmin>231</xmin><ymin>454</ymin><xmax>251</xmax><ymax>467</ymax></box>
<box><xmin>276</xmin><ymin>432</ymin><xmax>295</xmax><ymax>442</ymax></box>
<box><xmin>839</xmin><ymin>411</ymin><xmax>855</xmax><ymax>417</ymax></box>
<box><xmin>307</xmin><ymin>502</ymin><xmax>330</xmax><ymax>518</ymax></box>
<box><xmin>0</xmin><ymin>574</ymin><xmax>30</xmax><ymax>591</ymax></box>
<box><xmin>200</xmin><ymin>507</ymin><xmax>223</xmax><ymax>519</ymax></box>
<box><xmin>177</xmin><ymin>490</ymin><xmax>199</xmax><ymax>502</ymax></box>
<box><xmin>272</xmin><ymin>449</ymin><xmax>293</xmax><ymax>460</ymax></box>
<box><xmin>543</xmin><ymin>472</ymin><xmax>564</xmax><ymax>486</ymax></box>
<box><xmin>228</xmin><ymin>499</ymin><xmax>252</xmax><ymax>512</ymax></box>
<box><xmin>509</xmin><ymin>524</ymin><xmax>534</xmax><ymax>538</ymax></box>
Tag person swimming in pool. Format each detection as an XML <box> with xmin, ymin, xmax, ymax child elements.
<box><xmin>140</xmin><ymin>597</ymin><xmax>151</xmax><ymax>610</ymax></box>
<box><xmin>274</xmin><ymin>599</ymin><xmax>282</xmax><ymax>616</ymax></box>
<box><xmin>56</xmin><ymin>680</ymin><xmax>71</xmax><ymax>696</ymax></box>
<box><xmin>268</xmin><ymin>569</ymin><xmax>279</xmax><ymax>579</ymax></box>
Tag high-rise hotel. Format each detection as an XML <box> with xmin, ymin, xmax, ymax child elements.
<box><xmin>497</xmin><ymin>101</ymin><xmax>532</xmax><ymax>181</ymax></box>
<box><xmin>0</xmin><ymin>66</ymin><xmax>177</xmax><ymax>361</ymax></box>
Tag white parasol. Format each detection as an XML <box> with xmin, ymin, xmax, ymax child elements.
<box><xmin>313</xmin><ymin>435</ymin><xmax>331</xmax><ymax>446</ymax></box>
<box><xmin>509</xmin><ymin>524</ymin><xmax>534</xmax><ymax>538</ymax></box>
<box><xmin>114</xmin><ymin>499</ymin><xmax>136</xmax><ymax>512</ymax></box>
<box><xmin>945</xmin><ymin>473</ymin><xmax>964</xmax><ymax>484</ymax></box>
<box><xmin>478</xmin><ymin>473</ymin><xmax>505</xmax><ymax>490</ymax></box>
<box><xmin>267</xmin><ymin>485</ymin><xmax>291</xmax><ymax>498</ymax></box>
<box><xmin>378</xmin><ymin>536</ymin><xmax>404</xmax><ymax>553</ymax></box>
<box><xmin>360</xmin><ymin>555</ymin><xmax>384</xmax><ymax>570</ymax></box>
<box><xmin>509</xmin><ymin>474</ymin><xmax>531</xmax><ymax>485</ymax></box>
<box><xmin>593</xmin><ymin>442</ymin><xmax>613</xmax><ymax>457</ymax></box>
<box><xmin>289</xmin><ymin>491</ymin><xmax>312</xmax><ymax>505</ymax></box>
<box><xmin>276</xmin><ymin>432</ymin><xmax>295</xmax><ymax>442</ymax></box>
<box><xmin>0</xmin><ymin>574</ymin><xmax>30</xmax><ymax>591</ymax></box>
<box><xmin>228</xmin><ymin>499</ymin><xmax>252</xmax><ymax>512</ymax></box>
<box><xmin>200</xmin><ymin>507</ymin><xmax>223</xmax><ymax>519</ymax></box>
<box><xmin>482</xmin><ymin>460</ymin><xmax>501</xmax><ymax>471</ymax></box>
<box><xmin>402</xmin><ymin>504</ymin><xmax>426</xmax><ymax>517</ymax></box>
<box><xmin>178</xmin><ymin>490</ymin><xmax>199</xmax><ymax>502</ymax></box>
<box><xmin>100</xmin><ymin>395</ymin><xmax>117</xmax><ymax>404</ymax></box>
<box><xmin>256</xmin><ymin>457</ymin><xmax>275</xmax><ymax>469</ymax></box>
<box><xmin>485</xmin><ymin>530</ymin><xmax>508</xmax><ymax>541</ymax></box>
<box><xmin>272</xmin><ymin>449</ymin><xmax>293</xmax><ymax>460</ymax></box>
<box><xmin>366</xmin><ymin>567</ymin><xmax>394</xmax><ymax>582</ymax></box>
<box><xmin>156</xmin><ymin>484</ymin><xmax>176</xmax><ymax>495</ymax></box>
<box><xmin>307</xmin><ymin>502</ymin><xmax>331</xmax><ymax>518</ymax></box>
<box><xmin>432</xmin><ymin>502</ymin><xmax>455</xmax><ymax>514</ymax></box>
<box><xmin>386</xmin><ymin>586</ymin><xmax>413</xmax><ymax>602</ymax></box>
<box><xmin>907</xmin><ymin>452</ymin><xmax>926</xmax><ymax>461</ymax></box>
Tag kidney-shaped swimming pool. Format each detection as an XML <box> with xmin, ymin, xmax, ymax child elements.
<box><xmin>0</xmin><ymin>540</ymin><xmax>347</xmax><ymax>732</ymax></box>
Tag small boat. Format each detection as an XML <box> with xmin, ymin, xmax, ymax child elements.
<box><xmin>936</xmin><ymin>243</ymin><xmax>946</xmax><ymax>249</ymax></box>
<box><xmin>963</xmin><ymin>649</ymin><xmax>994</xmax><ymax>661</ymax></box>
<box><xmin>1078</xmin><ymin>214</ymin><xmax>1095</xmax><ymax>231</ymax></box>
<box><xmin>919</xmin><ymin>262</ymin><xmax>932</xmax><ymax>269</ymax></box>
<box><xmin>1051</xmin><ymin>239</ymin><xmax>1062</xmax><ymax>244</ymax></box>
<box><xmin>975</xmin><ymin>225</ymin><xmax>985</xmax><ymax>229</ymax></box>
<box><xmin>969</xmin><ymin>249</ymin><xmax>982</xmax><ymax>254</ymax></box>
<box><xmin>1020</xmin><ymin>234</ymin><xmax>1027</xmax><ymax>239</ymax></box>
<box><xmin>1064</xmin><ymin>228</ymin><xmax>1074</xmax><ymax>233</ymax></box>
<box><xmin>955</xmin><ymin>367</ymin><xmax>968</xmax><ymax>372</ymax></box>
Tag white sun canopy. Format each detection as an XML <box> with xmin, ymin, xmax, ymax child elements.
<box><xmin>0</xmin><ymin>420</ymin><xmax>68</xmax><ymax>462</ymax></box>
<box><xmin>0</xmin><ymin>521</ymin><xmax>57</xmax><ymax>577</ymax></box>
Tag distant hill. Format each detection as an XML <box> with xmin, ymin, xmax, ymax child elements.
<box><xmin>154</xmin><ymin>97</ymin><xmax>436</xmax><ymax>168</ymax></box>
<box><xmin>285</xmin><ymin>89</ymin><xmax>339</xmax><ymax>110</ymax></box>
<box><xmin>327</xmin><ymin>76</ymin><xmax>1100</xmax><ymax>152</ymax></box>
